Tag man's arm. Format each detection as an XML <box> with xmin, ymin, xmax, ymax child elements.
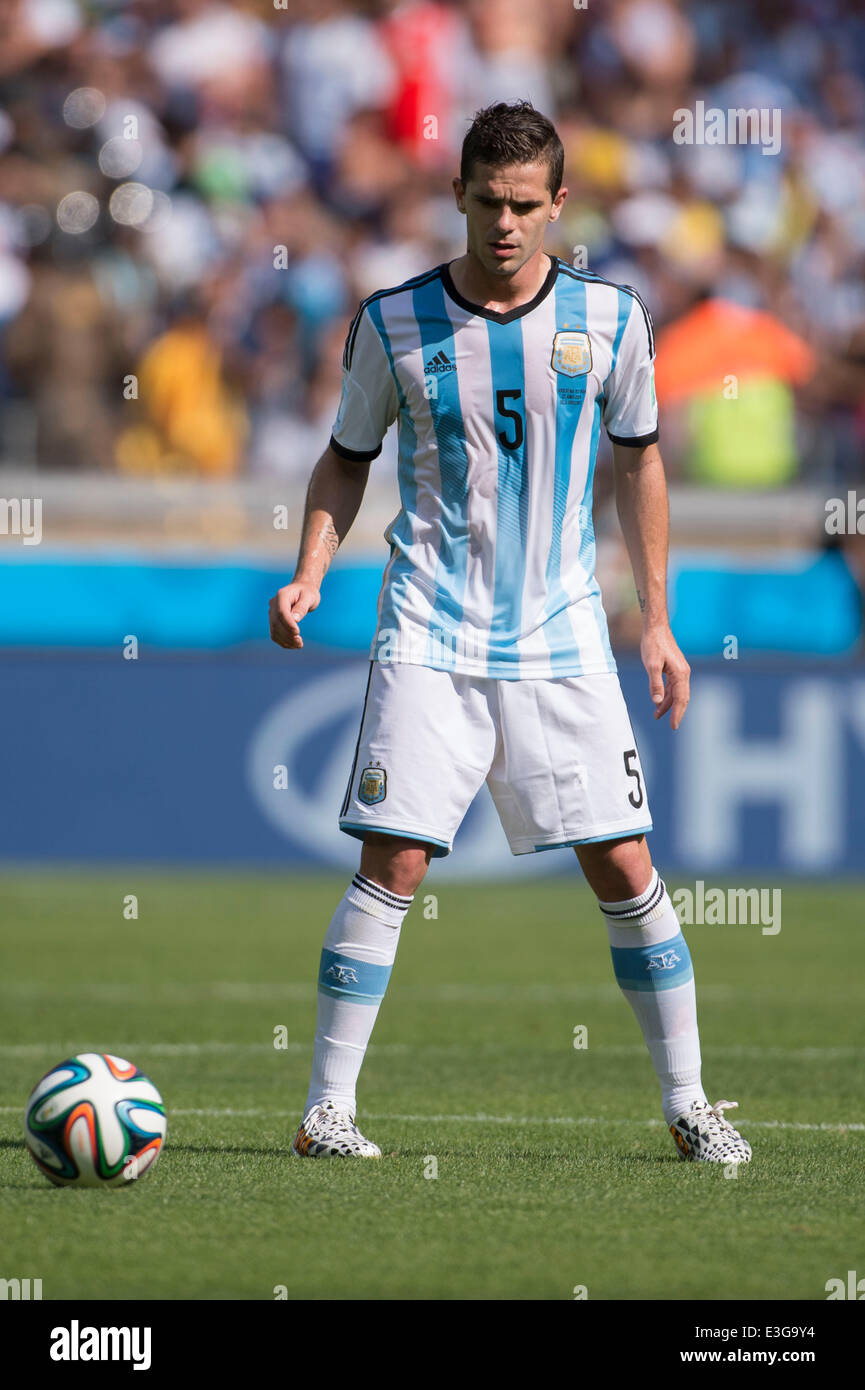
<box><xmin>269</xmin><ymin>444</ymin><xmax>370</xmax><ymax>650</ymax></box>
<box><xmin>612</xmin><ymin>441</ymin><xmax>690</xmax><ymax>729</ymax></box>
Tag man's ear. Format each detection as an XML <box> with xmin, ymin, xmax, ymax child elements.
<box><xmin>549</xmin><ymin>186</ymin><xmax>568</xmax><ymax>223</ymax></box>
<box><xmin>453</xmin><ymin>177</ymin><xmax>467</xmax><ymax>214</ymax></box>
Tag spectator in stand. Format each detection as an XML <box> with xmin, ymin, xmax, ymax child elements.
<box><xmin>114</xmin><ymin>292</ymin><xmax>247</xmax><ymax>477</ymax></box>
<box><xmin>0</xmin><ymin>0</ymin><xmax>862</xmax><ymax>485</ymax></box>
<box><xmin>653</xmin><ymin>292</ymin><xmax>817</xmax><ymax>487</ymax></box>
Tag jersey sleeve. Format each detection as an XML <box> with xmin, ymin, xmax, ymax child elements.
<box><xmin>602</xmin><ymin>291</ymin><xmax>659</xmax><ymax>447</ymax></box>
<box><xmin>329</xmin><ymin>305</ymin><xmax>398</xmax><ymax>462</ymax></box>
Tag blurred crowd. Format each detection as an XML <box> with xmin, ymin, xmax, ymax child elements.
<box><xmin>0</xmin><ymin>0</ymin><xmax>864</xmax><ymax>487</ymax></box>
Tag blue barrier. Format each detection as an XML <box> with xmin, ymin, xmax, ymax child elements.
<box><xmin>670</xmin><ymin>548</ymin><xmax>861</xmax><ymax>656</ymax></box>
<box><xmin>1</xmin><ymin>548</ymin><xmax>860</xmax><ymax>655</ymax></box>
<box><xmin>1</xmin><ymin>649</ymin><xmax>863</xmax><ymax>875</ymax></box>
<box><xmin>0</xmin><ymin>552</ymin><xmax>382</xmax><ymax>650</ymax></box>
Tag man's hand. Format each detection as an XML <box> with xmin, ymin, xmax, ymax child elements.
<box><xmin>269</xmin><ymin>581</ymin><xmax>321</xmax><ymax>650</ymax></box>
<box><xmin>640</xmin><ymin>624</ymin><xmax>690</xmax><ymax>730</ymax></box>
<box><xmin>269</xmin><ymin>446</ymin><xmax>371</xmax><ymax>651</ymax></box>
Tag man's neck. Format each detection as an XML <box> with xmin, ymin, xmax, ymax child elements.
<box><xmin>448</xmin><ymin>250</ymin><xmax>553</xmax><ymax>315</ymax></box>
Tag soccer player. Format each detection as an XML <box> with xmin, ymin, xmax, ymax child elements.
<box><xmin>270</xmin><ymin>102</ymin><xmax>751</xmax><ymax>1166</ymax></box>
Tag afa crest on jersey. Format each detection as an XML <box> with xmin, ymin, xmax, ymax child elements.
<box><xmin>551</xmin><ymin>330</ymin><xmax>592</xmax><ymax>377</ymax></box>
<box><xmin>358</xmin><ymin>764</ymin><xmax>387</xmax><ymax>805</ymax></box>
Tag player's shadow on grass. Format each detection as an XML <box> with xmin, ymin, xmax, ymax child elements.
<box><xmin>165</xmin><ymin>1141</ymin><xmax>280</xmax><ymax>1159</ymax></box>
<box><xmin>385</xmin><ymin>1144</ymin><xmax>677</xmax><ymax>1166</ymax></box>
<box><xmin>616</xmin><ymin>1152</ymin><xmax>685</xmax><ymax>1167</ymax></box>
<box><xmin>0</xmin><ymin>1141</ymin><xmax>60</xmax><ymax>1192</ymax></box>
<box><xmin>0</xmin><ymin>1136</ymin><xmax>283</xmax><ymax>1167</ymax></box>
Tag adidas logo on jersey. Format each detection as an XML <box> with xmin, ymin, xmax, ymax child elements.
<box><xmin>424</xmin><ymin>350</ymin><xmax>457</xmax><ymax>375</ymax></box>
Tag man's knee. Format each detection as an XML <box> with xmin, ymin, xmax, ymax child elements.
<box><xmin>359</xmin><ymin>833</ymin><xmax>433</xmax><ymax>897</ymax></box>
<box><xmin>574</xmin><ymin>834</ymin><xmax>653</xmax><ymax>902</ymax></box>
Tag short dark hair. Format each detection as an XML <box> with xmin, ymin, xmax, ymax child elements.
<box><xmin>460</xmin><ymin>101</ymin><xmax>564</xmax><ymax>196</ymax></box>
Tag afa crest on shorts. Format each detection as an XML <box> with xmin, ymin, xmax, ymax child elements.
<box><xmin>358</xmin><ymin>763</ymin><xmax>387</xmax><ymax>805</ymax></box>
<box><xmin>551</xmin><ymin>330</ymin><xmax>592</xmax><ymax>377</ymax></box>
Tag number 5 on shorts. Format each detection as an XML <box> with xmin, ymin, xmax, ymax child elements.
<box><xmin>623</xmin><ymin>749</ymin><xmax>643</xmax><ymax>808</ymax></box>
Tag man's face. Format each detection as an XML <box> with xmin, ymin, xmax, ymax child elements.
<box><xmin>453</xmin><ymin>160</ymin><xmax>567</xmax><ymax>277</ymax></box>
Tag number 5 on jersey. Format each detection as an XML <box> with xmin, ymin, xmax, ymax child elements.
<box><xmin>495</xmin><ymin>389</ymin><xmax>524</xmax><ymax>451</ymax></box>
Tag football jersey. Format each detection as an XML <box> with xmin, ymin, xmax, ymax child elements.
<box><xmin>330</xmin><ymin>256</ymin><xmax>658</xmax><ymax>679</ymax></box>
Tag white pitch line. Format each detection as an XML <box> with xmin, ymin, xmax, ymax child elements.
<box><xmin>0</xmin><ymin>1107</ymin><xmax>861</xmax><ymax>1132</ymax></box>
<box><xmin>0</xmin><ymin>1042</ymin><xmax>313</xmax><ymax>1056</ymax></box>
<box><xmin>361</xmin><ymin>1114</ymin><xmax>865</xmax><ymax>1133</ymax></box>
<box><xmin>0</xmin><ymin>982</ymin><xmax>738</xmax><ymax>1003</ymax></box>
<box><xmin>193</xmin><ymin>1112</ymin><xmax>865</xmax><ymax>1133</ymax></box>
<box><xmin>0</xmin><ymin>1042</ymin><xmax>862</xmax><ymax>1060</ymax></box>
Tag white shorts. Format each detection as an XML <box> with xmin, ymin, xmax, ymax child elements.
<box><xmin>338</xmin><ymin>662</ymin><xmax>652</xmax><ymax>857</ymax></box>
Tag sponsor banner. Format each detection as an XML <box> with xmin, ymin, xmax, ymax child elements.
<box><xmin>1</xmin><ymin>650</ymin><xmax>863</xmax><ymax>874</ymax></box>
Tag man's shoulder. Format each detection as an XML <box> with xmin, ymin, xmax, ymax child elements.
<box><xmin>343</xmin><ymin>265</ymin><xmax>445</xmax><ymax>368</ymax></box>
<box><xmin>555</xmin><ymin>258</ymin><xmax>646</xmax><ymax>305</ymax></box>
<box><xmin>355</xmin><ymin>265</ymin><xmax>445</xmax><ymax>322</ymax></box>
<box><xmin>554</xmin><ymin>260</ymin><xmax>654</xmax><ymax>350</ymax></box>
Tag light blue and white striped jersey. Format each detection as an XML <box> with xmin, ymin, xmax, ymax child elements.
<box><xmin>330</xmin><ymin>256</ymin><xmax>658</xmax><ymax>679</ymax></box>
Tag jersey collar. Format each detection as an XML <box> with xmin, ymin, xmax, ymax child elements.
<box><xmin>440</xmin><ymin>255</ymin><xmax>560</xmax><ymax>324</ymax></box>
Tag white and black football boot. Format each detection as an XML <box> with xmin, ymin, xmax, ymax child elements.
<box><xmin>670</xmin><ymin>1099</ymin><xmax>752</xmax><ymax>1163</ymax></box>
<box><xmin>292</xmin><ymin>1101</ymin><xmax>381</xmax><ymax>1158</ymax></box>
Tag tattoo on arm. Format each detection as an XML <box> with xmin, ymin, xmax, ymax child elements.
<box><xmin>320</xmin><ymin>520</ymin><xmax>339</xmax><ymax>559</ymax></box>
<box><xmin>636</xmin><ymin>588</ymin><xmax>647</xmax><ymax>613</ymax></box>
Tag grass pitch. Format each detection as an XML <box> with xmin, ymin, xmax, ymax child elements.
<box><xmin>0</xmin><ymin>870</ymin><xmax>862</xmax><ymax>1301</ymax></box>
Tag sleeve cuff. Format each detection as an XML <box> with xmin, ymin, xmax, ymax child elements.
<box><xmin>330</xmin><ymin>434</ymin><xmax>382</xmax><ymax>463</ymax></box>
<box><xmin>606</xmin><ymin>428</ymin><xmax>659</xmax><ymax>447</ymax></box>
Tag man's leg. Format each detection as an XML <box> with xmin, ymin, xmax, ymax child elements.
<box><xmin>575</xmin><ymin>835</ymin><xmax>750</xmax><ymax>1162</ymax></box>
<box><xmin>305</xmin><ymin>833</ymin><xmax>431</xmax><ymax>1113</ymax></box>
<box><xmin>576</xmin><ymin>835</ymin><xmax>707</xmax><ymax>1123</ymax></box>
<box><xmin>294</xmin><ymin>834</ymin><xmax>432</xmax><ymax>1158</ymax></box>
<box><xmin>302</xmin><ymin>661</ymin><xmax>494</xmax><ymax>1156</ymax></box>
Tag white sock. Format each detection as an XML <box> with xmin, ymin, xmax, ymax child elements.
<box><xmin>599</xmin><ymin>868</ymin><xmax>708</xmax><ymax>1124</ymax></box>
<box><xmin>305</xmin><ymin>872</ymin><xmax>412</xmax><ymax>1116</ymax></box>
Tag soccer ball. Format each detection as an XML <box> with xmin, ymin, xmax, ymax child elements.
<box><xmin>24</xmin><ymin>1053</ymin><xmax>166</xmax><ymax>1188</ymax></box>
